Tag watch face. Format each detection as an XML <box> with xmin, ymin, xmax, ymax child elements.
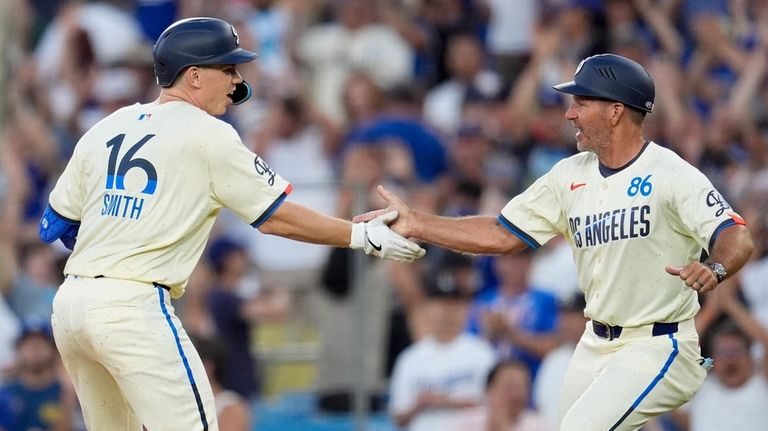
<box><xmin>710</xmin><ymin>262</ymin><xmax>726</xmax><ymax>281</ymax></box>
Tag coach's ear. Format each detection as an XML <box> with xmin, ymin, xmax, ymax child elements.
<box><xmin>608</xmin><ymin>102</ymin><xmax>625</xmax><ymax>127</ymax></box>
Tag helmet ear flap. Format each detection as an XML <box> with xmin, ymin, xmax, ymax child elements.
<box><xmin>231</xmin><ymin>81</ymin><xmax>252</xmax><ymax>105</ymax></box>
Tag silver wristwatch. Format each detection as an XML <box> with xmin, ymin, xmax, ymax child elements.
<box><xmin>707</xmin><ymin>261</ymin><xmax>727</xmax><ymax>284</ymax></box>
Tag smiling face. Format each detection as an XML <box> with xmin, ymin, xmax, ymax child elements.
<box><xmin>564</xmin><ymin>95</ymin><xmax>615</xmax><ymax>154</ymax></box>
<box><xmin>194</xmin><ymin>64</ymin><xmax>243</xmax><ymax>116</ymax></box>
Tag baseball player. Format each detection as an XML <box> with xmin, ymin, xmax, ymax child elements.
<box><xmin>355</xmin><ymin>54</ymin><xmax>754</xmax><ymax>430</ymax></box>
<box><xmin>37</xmin><ymin>17</ymin><xmax>425</xmax><ymax>431</ymax></box>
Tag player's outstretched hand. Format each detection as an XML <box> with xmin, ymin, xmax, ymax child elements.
<box><xmin>350</xmin><ymin>210</ymin><xmax>425</xmax><ymax>262</ymax></box>
<box><xmin>352</xmin><ymin>185</ymin><xmax>413</xmax><ymax>238</ymax></box>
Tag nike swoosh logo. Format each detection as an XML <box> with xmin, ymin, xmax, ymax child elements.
<box><xmin>570</xmin><ymin>182</ymin><xmax>587</xmax><ymax>191</ymax></box>
<box><xmin>367</xmin><ymin>237</ymin><xmax>382</xmax><ymax>251</ymax></box>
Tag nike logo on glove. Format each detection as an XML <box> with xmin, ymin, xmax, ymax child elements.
<box><xmin>367</xmin><ymin>237</ymin><xmax>382</xmax><ymax>251</ymax></box>
<box><xmin>570</xmin><ymin>182</ymin><xmax>587</xmax><ymax>191</ymax></box>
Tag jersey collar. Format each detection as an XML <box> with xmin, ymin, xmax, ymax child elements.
<box><xmin>598</xmin><ymin>141</ymin><xmax>651</xmax><ymax>178</ymax></box>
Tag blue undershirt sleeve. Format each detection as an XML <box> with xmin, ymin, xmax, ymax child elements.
<box><xmin>39</xmin><ymin>204</ymin><xmax>80</xmax><ymax>250</ymax></box>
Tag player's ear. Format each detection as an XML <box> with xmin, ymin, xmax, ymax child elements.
<box><xmin>608</xmin><ymin>102</ymin><xmax>624</xmax><ymax>127</ymax></box>
<box><xmin>184</xmin><ymin>66</ymin><xmax>204</xmax><ymax>89</ymax></box>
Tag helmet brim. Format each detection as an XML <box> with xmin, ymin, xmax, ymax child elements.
<box><xmin>553</xmin><ymin>81</ymin><xmax>606</xmax><ymax>99</ymax></box>
<box><xmin>209</xmin><ymin>47</ymin><xmax>259</xmax><ymax>65</ymax></box>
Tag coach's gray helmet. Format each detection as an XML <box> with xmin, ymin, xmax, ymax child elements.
<box><xmin>153</xmin><ymin>17</ymin><xmax>257</xmax><ymax>104</ymax></box>
<box><xmin>553</xmin><ymin>53</ymin><xmax>655</xmax><ymax>113</ymax></box>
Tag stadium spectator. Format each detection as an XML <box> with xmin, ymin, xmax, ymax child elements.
<box><xmin>480</xmin><ymin>0</ymin><xmax>538</xmax><ymax>90</ymax></box>
<box><xmin>204</xmin><ymin>236</ymin><xmax>290</xmax><ymax>400</ymax></box>
<box><xmin>242</xmin><ymin>94</ymin><xmax>340</xmax><ymax>281</ymax></box>
<box><xmin>389</xmin><ymin>269</ymin><xmax>496</xmax><ymax>431</ymax></box>
<box><xmin>194</xmin><ymin>335</ymin><xmax>252</xmax><ymax>431</ymax></box>
<box><xmin>423</xmin><ymin>32</ymin><xmax>504</xmax><ymax>136</ymax></box>
<box><xmin>415</xmin><ymin>0</ymin><xmax>488</xmax><ymax>86</ymax></box>
<box><xmin>549</xmin><ymin>0</ymin><xmax>607</xmax><ymax>63</ymax></box>
<box><xmin>242</xmin><ymin>0</ymin><xmax>300</xmax><ymax>97</ymax></box>
<box><xmin>442</xmin><ymin>126</ymin><xmax>495</xmax><ymax>199</ymax></box>
<box><xmin>0</xmin><ymin>390</ymin><xmax>13</xmax><ymax>431</ymax></box>
<box><xmin>498</xmin><ymin>27</ymin><xmax>576</xmax><ymax>188</ymax></box>
<box><xmin>0</xmin><ymin>297</ymin><xmax>19</xmax><ymax>383</ymax></box>
<box><xmin>527</xmin><ymin>237</ymin><xmax>580</xmax><ymax>302</ymax></box>
<box><xmin>680</xmin><ymin>281</ymin><xmax>768</xmax><ymax>431</ymax></box>
<box><xmin>0</xmin><ymin>321</ymin><xmax>78</xmax><ymax>430</ymax></box>
<box><xmin>345</xmin><ymin>83</ymin><xmax>448</xmax><ymax>186</ymax></box>
<box><xmin>6</xmin><ymin>244</ymin><xmax>62</xmax><ymax>323</ymax></box>
<box><xmin>533</xmin><ymin>292</ymin><xmax>587</xmax><ymax>429</ymax></box>
<box><xmin>452</xmin><ymin>360</ymin><xmax>550</xmax><ymax>431</ymax></box>
<box><xmin>340</xmin><ymin>72</ymin><xmax>387</xmax><ymax>129</ymax></box>
<box><xmin>469</xmin><ymin>249</ymin><xmax>558</xmax><ymax>380</ymax></box>
<box><xmin>296</xmin><ymin>0</ymin><xmax>413</xmax><ymax>121</ymax></box>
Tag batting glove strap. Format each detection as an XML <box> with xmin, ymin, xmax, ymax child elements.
<box><xmin>350</xmin><ymin>222</ymin><xmax>367</xmax><ymax>250</ymax></box>
<box><xmin>350</xmin><ymin>211</ymin><xmax>426</xmax><ymax>262</ymax></box>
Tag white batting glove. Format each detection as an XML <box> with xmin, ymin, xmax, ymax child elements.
<box><xmin>350</xmin><ymin>211</ymin><xmax>426</xmax><ymax>262</ymax></box>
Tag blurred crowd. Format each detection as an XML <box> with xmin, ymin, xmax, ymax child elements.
<box><xmin>1</xmin><ymin>0</ymin><xmax>768</xmax><ymax>430</ymax></box>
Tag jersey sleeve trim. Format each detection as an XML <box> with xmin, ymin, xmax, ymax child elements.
<box><xmin>497</xmin><ymin>215</ymin><xmax>541</xmax><ymax>249</ymax></box>
<box><xmin>250</xmin><ymin>184</ymin><xmax>293</xmax><ymax>229</ymax></box>
<box><xmin>49</xmin><ymin>205</ymin><xmax>80</xmax><ymax>224</ymax></box>
<box><xmin>707</xmin><ymin>218</ymin><xmax>740</xmax><ymax>253</ymax></box>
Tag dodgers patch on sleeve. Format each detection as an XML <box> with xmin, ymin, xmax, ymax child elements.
<box><xmin>254</xmin><ymin>156</ymin><xmax>276</xmax><ymax>186</ymax></box>
<box><xmin>705</xmin><ymin>190</ymin><xmax>731</xmax><ymax>217</ymax></box>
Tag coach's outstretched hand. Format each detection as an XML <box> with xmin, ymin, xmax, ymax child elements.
<box><xmin>353</xmin><ymin>186</ymin><xmax>414</xmax><ymax>237</ymax></box>
<box><xmin>350</xmin><ymin>210</ymin><xmax>425</xmax><ymax>262</ymax></box>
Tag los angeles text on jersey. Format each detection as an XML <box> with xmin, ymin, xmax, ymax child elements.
<box><xmin>568</xmin><ymin>205</ymin><xmax>650</xmax><ymax>248</ymax></box>
<box><xmin>101</xmin><ymin>192</ymin><xmax>145</xmax><ymax>220</ymax></box>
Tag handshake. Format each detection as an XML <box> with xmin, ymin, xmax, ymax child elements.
<box><xmin>350</xmin><ymin>211</ymin><xmax>425</xmax><ymax>262</ymax></box>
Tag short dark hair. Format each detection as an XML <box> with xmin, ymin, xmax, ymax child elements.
<box><xmin>584</xmin><ymin>96</ymin><xmax>646</xmax><ymax>125</ymax></box>
<box><xmin>710</xmin><ymin>320</ymin><xmax>752</xmax><ymax>352</ymax></box>
<box><xmin>485</xmin><ymin>360</ymin><xmax>529</xmax><ymax>389</ymax></box>
<box><xmin>206</xmin><ymin>236</ymin><xmax>246</xmax><ymax>275</ymax></box>
<box><xmin>192</xmin><ymin>335</ymin><xmax>230</xmax><ymax>384</ymax></box>
<box><xmin>625</xmin><ymin>106</ymin><xmax>646</xmax><ymax>125</ymax></box>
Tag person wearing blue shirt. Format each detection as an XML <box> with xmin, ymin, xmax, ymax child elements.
<box><xmin>468</xmin><ymin>250</ymin><xmax>558</xmax><ymax>379</ymax></box>
<box><xmin>0</xmin><ymin>322</ymin><xmax>72</xmax><ymax>430</ymax></box>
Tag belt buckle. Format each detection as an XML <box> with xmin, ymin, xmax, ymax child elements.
<box><xmin>595</xmin><ymin>320</ymin><xmax>615</xmax><ymax>341</ymax></box>
<box><xmin>604</xmin><ymin>322</ymin><xmax>615</xmax><ymax>341</ymax></box>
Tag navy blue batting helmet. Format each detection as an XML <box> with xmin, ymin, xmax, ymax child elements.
<box><xmin>553</xmin><ymin>54</ymin><xmax>655</xmax><ymax>113</ymax></box>
<box><xmin>153</xmin><ymin>17</ymin><xmax>257</xmax><ymax>104</ymax></box>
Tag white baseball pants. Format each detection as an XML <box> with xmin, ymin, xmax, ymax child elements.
<box><xmin>52</xmin><ymin>275</ymin><xmax>217</xmax><ymax>430</ymax></box>
<box><xmin>558</xmin><ymin>319</ymin><xmax>706</xmax><ymax>431</ymax></box>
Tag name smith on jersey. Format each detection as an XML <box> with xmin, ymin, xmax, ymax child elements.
<box><xmin>101</xmin><ymin>192</ymin><xmax>145</xmax><ymax>220</ymax></box>
<box><xmin>568</xmin><ymin>205</ymin><xmax>650</xmax><ymax>248</ymax></box>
